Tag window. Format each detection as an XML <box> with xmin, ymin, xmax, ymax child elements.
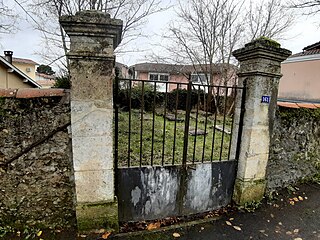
<box><xmin>149</xmin><ymin>73</ymin><xmax>169</xmax><ymax>82</ymax></box>
<box><xmin>191</xmin><ymin>73</ymin><xmax>210</xmax><ymax>84</ymax></box>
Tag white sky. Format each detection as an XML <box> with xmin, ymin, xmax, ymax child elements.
<box><xmin>1</xmin><ymin>0</ymin><xmax>319</xmax><ymax>69</ymax></box>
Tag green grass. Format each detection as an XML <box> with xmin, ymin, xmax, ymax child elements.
<box><xmin>116</xmin><ymin>109</ymin><xmax>233</xmax><ymax>167</ymax></box>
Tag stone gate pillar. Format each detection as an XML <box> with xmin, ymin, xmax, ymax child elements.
<box><xmin>60</xmin><ymin>11</ymin><xmax>122</xmax><ymax>230</ymax></box>
<box><xmin>232</xmin><ymin>39</ymin><xmax>291</xmax><ymax>205</ymax></box>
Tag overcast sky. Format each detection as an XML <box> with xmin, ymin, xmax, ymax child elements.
<box><xmin>1</xmin><ymin>0</ymin><xmax>319</xmax><ymax>69</ymax></box>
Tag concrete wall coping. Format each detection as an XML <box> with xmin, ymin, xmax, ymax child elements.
<box><xmin>0</xmin><ymin>88</ymin><xmax>69</xmax><ymax>98</ymax></box>
<box><xmin>278</xmin><ymin>101</ymin><xmax>320</xmax><ymax>109</ymax></box>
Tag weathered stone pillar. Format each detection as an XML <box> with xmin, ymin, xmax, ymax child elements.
<box><xmin>232</xmin><ymin>39</ymin><xmax>291</xmax><ymax>205</ymax></box>
<box><xmin>60</xmin><ymin>11</ymin><xmax>122</xmax><ymax>230</ymax></box>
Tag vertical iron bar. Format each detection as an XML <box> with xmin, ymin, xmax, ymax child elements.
<box><xmin>182</xmin><ymin>80</ymin><xmax>192</xmax><ymax>166</ymax></box>
<box><xmin>201</xmin><ymin>85</ymin><xmax>210</xmax><ymax>163</ymax></box>
<box><xmin>210</xmin><ymin>86</ymin><xmax>219</xmax><ymax>162</ymax></box>
<box><xmin>128</xmin><ymin>79</ymin><xmax>132</xmax><ymax>167</ymax></box>
<box><xmin>235</xmin><ymin>80</ymin><xmax>247</xmax><ymax>160</ymax></box>
<box><xmin>139</xmin><ymin>81</ymin><xmax>145</xmax><ymax>167</ymax></box>
<box><xmin>219</xmin><ymin>87</ymin><xmax>229</xmax><ymax>161</ymax></box>
<box><xmin>162</xmin><ymin>82</ymin><xmax>168</xmax><ymax>166</ymax></box>
<box><xmin>113</xmin><ymin>69</ymin><xmax>119</xmax><ymax>194</ymax></box>
<box><xmin>227</xmin><ymin>87</ymin><xmax>236</xmax><ymax>160</ymax></box>
<box><xmin>150</xmin><ymin>81</ymin><xmax>157</xmax><ymax>166</ymax></box>
<box><xmin>192</xmin><ymin>85</ymin><xmax>200</xmax><ymax>163</ymax></box>
<box><xmin>172</xmin><ymin>84</ymin><xmax>180</xmax><ymax>165</ymax></box>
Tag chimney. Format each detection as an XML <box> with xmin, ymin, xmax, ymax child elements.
<box><xmin>4</xmin><ymin>51</ymin><xmax>13</xmax><ymax>64</ymax></box>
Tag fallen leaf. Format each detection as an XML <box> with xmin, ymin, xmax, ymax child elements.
<box><xmin>37</xmin><ymin>231</ymin><xmax>42</xmax><ymax>237</ymax></box>
<box><xmin>229</xmin><ymin>218</ymin><xmax>234</xmax><ymax>221</ymax></box>
<box><xmin>147</xmin><ymin>222</ymin><xmax>161</xmax><ymax>230</ymax></box>
<box><xmin>101</xmin><ymin>232</ymin><xmax>111</xmax><ymax>239</ymax></box>
<box><xmin>226</xmin><ymin>221</ymin><xmax>232</xmax><ymax>226</ymax></box>
<box><xmin>80</xmin><ymin>235</ymin><xmax>87</xmax><ymax>238</ymax></box>
<box><xmin>173</xmin><ymin>232</ymin><xmax>181</xmax><ymax>238</ymax></box>
<box><xmin>286</xmin><ymin>231</ymin><xmax>292</xmax><ymax>235</ymax></box>
<box><xmin>293</xmin><ymin>197</ymin><xmax>299</xmax><ymax>202</ymax></box>
<box><xmin>294</xmin><ymin>229</ymin><xmax>299</xmax><ymax>233</ymax></box>
<box><xmin>270</xmin><ymin>214</ymin><xmax>274</xmax><ymax>218</ymax></box>
<box><xmin>201</xmin><ymin>227</ymin><xmax>204</xmax><ymax>230</ymax></box>
<box><xmin>259</xmin><ymin>230</ymin><xmax>266</xmax><ymax>233</ymax></box>
<box><xmin>278</xmin><ymin>222</ymin><xmax>283</xmax><ymax>226</ymax></box>
<box><xmin>290</xmin><ymin>201</ymin><xmax>295</xmax><ymax>205</ymax></box>
<box><xmin>233</xmin><ymin>226</ymin><xmax>242</xmax><ymax>231</ymax></box>
<box><xmin>96</xmin><ymin>228</ymin><xmax>105</xmax><ymax>234</ymax></box>
<box><xmin>305</xmin><ymin>197</ymin><xmax>308</xmax><ymax>200</ymax></box>
<box><xmin>294</xmin><ymin>238</ymin><xmax>303</xmax><ymax>240</ymax></box>
<box><xmin>298</xmin><ymin>196</ymin><xmax>304</xmax><ymax>201</ymax></box>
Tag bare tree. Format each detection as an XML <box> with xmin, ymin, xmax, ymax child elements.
<box><xmin>150</xmin><ymin>0</ymin><xmax>293</xmax><ymax>113</ymax></box>
<box><xmin>247</xmin><ymin>0</ymin><xmax>295</xmax><ymax>41</ymax></box>
<box><xmin>151</xmin><ymin>0</ymin><xmax>244</xmax><ymax>113</ymax></box>
<box><xmin>289</xmin><ymin>0</ymin><xmax>320</xmax><ymax>15</ymax></box>
<box><xmin>0</xmin><ymin>0</ymin><xmax>17</xmax><ymax>35</ymax></box>
<box><xmin>21</xmin><ymin>0</ymin><xmax>169</xmax><ymax>70</ymax></box>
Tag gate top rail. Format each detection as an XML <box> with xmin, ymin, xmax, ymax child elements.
<box><xmin>117</xmin><ymin>77</ymin><xmax>244</xmax><ymax>90</ymax></box>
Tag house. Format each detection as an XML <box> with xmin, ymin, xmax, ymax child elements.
<box><xmin>35</xmin><ymin>72</ymin><xmax>56</xmax><ymax>88</ymax></box>
<box><xmin>279</xmin><ymin>41</ymin><xmax>320</xmax><ymax>102</ymax></box>
<box><xmin>131</xmin><ymin>62</ymin><xmax>237</xmax><ymax>92</ymax></box>
<box><xmin>0</xmin><ymin>51</ymin><xmax>41</xmax><ymax>88</ymax></box>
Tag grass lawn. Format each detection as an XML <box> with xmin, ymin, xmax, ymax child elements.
<box><xmin>116</xmin><ymin>109</ymin><xmax>233</xmax><ymax>167</ymax></box>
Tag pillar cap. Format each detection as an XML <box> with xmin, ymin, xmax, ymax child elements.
<box><xmin>233</xmin><ymin>37</ymin><xmax>292</xmax><ymax>62</ymax></box>
<box><xmin>60</xmin><ymin>10</ymin><xmax>123</xmax><ymax>49</ymax></box>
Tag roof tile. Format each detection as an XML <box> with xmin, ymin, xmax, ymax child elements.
<box><xmin>16</xmin><ymin>88</ymin><xmax>66</xmax><ymax>98</ymax></box>
<box><xmin>296</xmin><ymin>103</ymin><xmax>317</xmax><ymax>109</ymax></box>
<box><xmin>0</xmin><ymin>88</ymin><xmax>18</xmax><ymax>97</ymax></box>
<box><xmin>313</xmin><ymin>103</ymin><xmax>320</xmax><ymax>108</ymax></box>
<box><xmin>277</xmin><ymin>102</ymin><xmax>299</xmax><ymax>108</ymax></box>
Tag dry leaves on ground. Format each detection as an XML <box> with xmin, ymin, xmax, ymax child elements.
<box><xmin>233</xmin><ymin>226</ymin><xmax>242</xmax><ymax>231</ymax></box>
<box><xmin>101</xmin><ymin>231</ymin><xmax>112</xmax><ymax>239</ymax></box>
<box><xmin>146</xmin><ymin>222</ymin><xmax>161</xmax><ymax>230</ymax></box>
<box><xmin>173</xmin><ymin>232</ymin><xmax>181</xmax><ymax>238</ymax></box>
<box><xmin>225</xmin><ymin>221</ymin><xmax>232</xmax><ymax>226</ymax></box>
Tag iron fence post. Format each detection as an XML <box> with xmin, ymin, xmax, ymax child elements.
<box><xmin>235</xmin><ymin>79</ymin><xmax>247</xmax><ymax>160</ymax></box>
<box><xmin>182</xmin><ymin>79</ymin><xmax>192</xmax><ymax>166</ymax></box>
<box><xmin>114</xmin><ymin>69</ymin><xmax>120</xmax><ymax>196</ymax></box>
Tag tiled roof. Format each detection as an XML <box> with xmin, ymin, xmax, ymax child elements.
<box><xmin>0</xmin><ymin>88</ymin><xmax>68</xmax><ymax>98</ymax></box>
<box><xmin>12</xmin><ymin>57</ymin><xmax>38</xmax><ymax>65</ymax></box>
<box><xmin>303</xmin><ymin>41</ymin><xmax>320</xmax><ymax>51</ymax></box>
<box><xmin>133</xmin><ymin>63</ymin><xmax>233</xmax><ymax>74</ymax></box>
<box><xmin>290</xmin><ymin>49</ymin><xmax>320</xmax><ymax>58</ymax></box>
<box><xmin>289</xmin><ymin>40</ymin><xmax>320</xmax><ymax>58</ymax></box>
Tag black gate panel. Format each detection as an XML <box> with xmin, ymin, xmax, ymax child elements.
<box><xmin>117</xmin><ymin>161</ymin><xmax>237</xmax><ymax>222</ymax></box>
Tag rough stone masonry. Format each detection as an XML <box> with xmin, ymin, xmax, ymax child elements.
<box><xmin>0</xmin><ymin>89</ymin><xmax>75</xmax><ymax>228</ymax></box>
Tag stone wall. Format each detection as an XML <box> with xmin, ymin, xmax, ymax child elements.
<box><xmin>267</xmin><ymin>106</ymin><xmax>320</xmax><ymax>190</ymax></box>
<box><xmin>0</xmin><ymin>89</ymin><xmax>75</xmax><ymax>228</ymax></box>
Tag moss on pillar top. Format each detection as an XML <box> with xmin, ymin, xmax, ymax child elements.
<box><xmin>250</xmin><ymin>36</ymin><xmax>281</xmax><ymax>48</ymax></box>
<box><xmin>232</xmin><ymin>36</ymin><xmax>291</xmax><ymax>63</ymax></box>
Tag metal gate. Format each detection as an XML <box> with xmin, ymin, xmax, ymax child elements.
<box><xmin>114</xmin><ymin>74</ymin><xmax>245</xmax><ymax>222</ymax></box>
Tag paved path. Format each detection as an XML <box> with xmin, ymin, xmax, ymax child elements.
<box><xmin>112</xmin><ymin>183</ymin><xmax>320</xmax><ymax>240</ymax></box>
<box><xmin>4</xmin><ymin>183</ymin><xmax>319</xmax><ymax>239</ymax></box>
